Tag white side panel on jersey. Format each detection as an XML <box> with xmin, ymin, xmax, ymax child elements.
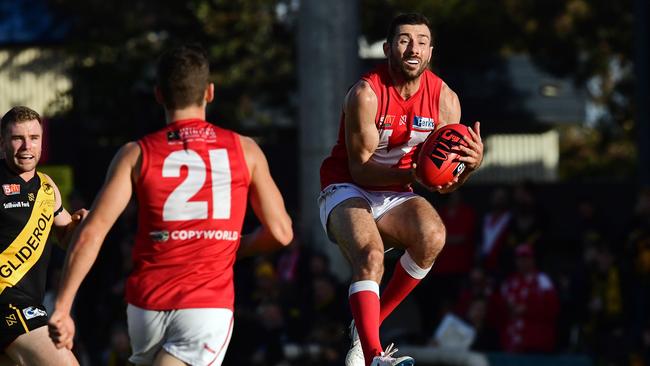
<box><xmin>372</xmin><ymin>128</ymin><xmax>430</xmax><ymax>166</ymax></box>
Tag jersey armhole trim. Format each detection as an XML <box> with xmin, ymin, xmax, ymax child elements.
<box><xmin>136</xmin><ymin>139</ymin><xmax>148</xmax><ymax>185</ymax></box>
<box><xmin>361</xmin><ymin>75</ymin><xmax>384</xmax><ymax>126</ymax></box>
<box><xmin>233</xmin><ymin>134</ymin><xmax>251</xmax><ymax>186</ymax></box>
<box><xmin>53</xmin><ymin>205</ymin><xmax>64</xmax><ymax>217</ymax></box>
<box><xmin>430</xmin><ymin>72</ymin><xmax>444</xmax><ymax>125</ymax></box>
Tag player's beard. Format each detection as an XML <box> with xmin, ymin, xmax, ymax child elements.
<box><xmin>388</xmin><ymin>51</ymin><xmax>429</xmax><ymax>82</ymax></box>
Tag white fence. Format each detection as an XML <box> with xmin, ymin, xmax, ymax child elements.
<box><xmin>471</xmin><ymin>130</ymin><xmax>560</xmax><ymax>183</ymax></box>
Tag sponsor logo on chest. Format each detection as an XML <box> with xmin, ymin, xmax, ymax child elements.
<box><xmin>413</xmin><ymin>116</ymin><xmax>435</xmax><ymax>130</ymax></box>
<box><xmin>2</xmin><ymin>184</ymin><xmax>20</xmax><ymax>196</ymax></box>
<box><xmin>379</xmin><ymin>115</ymin><xmax>436</xmax><ymax>131</ymax></box>
<box><xmin>3</xmin><ymin>201</ymin><xmax>29</xmax><ymax>209</ymax></box>
<box><xmin>0</xmin><ymin>211</ymin><xmax>52</xmax><ymax>278</ymax></box>
<box><xmin>379</xmin><ymin>115</ymin><xmax>410</xmax><ymax>129</ymax></box>
<box><xmin>378</xmin><ymin>115</ymin><xmax>395</xmax><ymax>128</ymax></box>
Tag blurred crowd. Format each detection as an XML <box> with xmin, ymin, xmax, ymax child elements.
<box><xmin>44</xmin><ymin>182</ymin><xmax>650</xmax><ymax>366</ymax></box>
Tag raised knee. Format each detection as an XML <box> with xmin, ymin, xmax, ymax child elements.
<box><xmin>354</xmin><ymin>247</ymin><xmax>384</xmax><ymax>280</ymax></box>
<box><xmin>417</xmin><ymin>224</ymin><xmax>446</xmax><ymax>267</ymax></box>
<box><xmin>430</xmin><ymin>224</ymin><xmax>446</xmax><ymax>252</ymax></box>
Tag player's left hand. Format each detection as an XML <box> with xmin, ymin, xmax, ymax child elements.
<box><xmin>48</xmin><ymin>310</ymin><xmax>75</xmax><ymax>350</ymax></box>
<box><xmin>70</xmin><ymin>208</ymin><xmax>89</xmax><ymax>226</ymax></box>
<box><xmin>456</xmin><ymin>121</ymin><xmax>484</xmax><ymax>171</ymax></box>
<box><xmin>434</xmin><ymin>121</ymin><xmax>483</xmax><ymax>194</ymax></box>
<box><xmin>59</xmin><ymin>208</ymin><xmax>89</xmax><ymax>250</ymax></box>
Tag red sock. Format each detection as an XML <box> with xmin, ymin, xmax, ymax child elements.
<box><xmin>349</xmin><ymin>281</ymin><xmax>382</xmax><ymax>366</ymax></box>
<box><xmin>379</xmin><ymin>252</ymin><xmax>430</xmax><ymax>324</ymax></box>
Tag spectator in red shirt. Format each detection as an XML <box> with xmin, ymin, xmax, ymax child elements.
<box><xmin>498</xmin><ymin>244</ymin><xmax>560</xmax><ymax>353</ymax></box>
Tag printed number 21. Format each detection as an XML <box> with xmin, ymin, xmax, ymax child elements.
<box><xmin>162</xmin><ymin>149</ymin><xmax>231</xmax><ymax>221</ymax></box>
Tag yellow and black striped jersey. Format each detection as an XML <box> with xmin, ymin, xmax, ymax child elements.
<box><xmin>0</xmin><ymin>160</ymin><xmax>58</xmax><ymax>304</ymax></box>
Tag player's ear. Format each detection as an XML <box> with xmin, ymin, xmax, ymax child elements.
<box><xmin>153</xmin><ymin>86</ymin><xmax>165</xmax><ymax>105</ymax></box>
<box><xmin>205</xmin><ymin>83</ymin><xmax>214</xmax><ymax>103</ymax></box>
<box><xmin>383</xmin><ymin>42</ymin><xmax>390</xmax><ymax>57</ymax></box>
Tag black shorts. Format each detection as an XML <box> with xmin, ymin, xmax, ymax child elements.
<box><xmin>0</xmin><ymin>303</ymin><xmax>48</xmax><ymax>350</ymax></box>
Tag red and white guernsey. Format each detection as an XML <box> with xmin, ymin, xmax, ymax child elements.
<box><xmin>126</xmin><ymin>119</ymin><xmax>250</xmax><ymax>311</ymax></box>
<box><xmin>320</xmin><ymin>63</ymin><xmax>443</xmax><ymax>192</ymax></box>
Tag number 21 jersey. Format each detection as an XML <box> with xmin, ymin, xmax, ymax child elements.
<box><xmin>127</xmin><ymin>118</ymin><xmax>250</xmax><ymax>311</ymax></box>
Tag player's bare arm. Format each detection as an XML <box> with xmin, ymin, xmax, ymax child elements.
<box><xmin>434</xmin><ymin>83</ymin><xmax>483</xmax><ymax>193</ymax></box>
<box><xmin>346</xmin><ymin>80</ymin><xmax>414</xmax><ymax>187</ymax></box>
<box><xmin>48</xmin><ymin>142</ymin><xmax>140</xmax><ymax>350</ymax></box>
<box><xmin>437</xmin><ymin>82</ymin><xmax>461</xmax><ymax>127</ymax></box>
<box><xmin>43</xmin><ymin>174</ymin><xmax>88</xmax><ymax>250</ymax></box>
<box><xmin>237</xmin><ymin>136</ymin><xmax>293</xmax><ymax>259</ymax></box>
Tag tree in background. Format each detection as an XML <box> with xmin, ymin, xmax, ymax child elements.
<box><xmin>43</xmin><ymin>0</ymin><xmax>298</xmax><ymax>197</ymax></box>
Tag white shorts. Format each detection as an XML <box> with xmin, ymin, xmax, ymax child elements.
<box><xmin>127</xmin><ymin>304</ymin><xmax>234</xmax><ymax>366</ymax></box>
<box><xmin>318</xmin><ymin>183</ymin><xmax>418</xmax><ymax>241</ymax></box>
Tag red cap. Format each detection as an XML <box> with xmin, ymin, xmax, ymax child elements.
<box><xmin>515</xmin><ymin>244</ymin><xmax>534</xmax><ymax>257</ymax></box>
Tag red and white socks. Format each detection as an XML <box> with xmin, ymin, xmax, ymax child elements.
<box><xmin>348</xmin><ymin>252</ymin><xmax>432</xmax><ymax>365</ymax></box>
<box><xmin>349</xmin><ymin>280</ymin><xmax>382</xmax><ymax>366</ymax></box>
<box><xmin>379</xmin><ymin>251</ymin><xmax>432</xmax><ymax>323</ymax></box>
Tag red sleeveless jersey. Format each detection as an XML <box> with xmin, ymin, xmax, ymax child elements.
<box><xmin>126</xmin><ymin>119</ymin><xmax>250</xmax><ymax>310</ymax></box>
<box><xmin>320</xmin><ymin>63</ymin><xmax>443</xmax><ymax>192</ymax></box>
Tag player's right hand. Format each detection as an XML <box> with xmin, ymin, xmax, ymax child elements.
<box><xmin>412</xmin><ymin>162</ymin><xmax>454</xmax><ymax>192</ymax></box>
<box><xmin>48</xmin><ymin>310</ymin><xmax>75</xmax><ymax>350</ymax></box>
<box><xmin>434</xmin><ymin>176</ymin><xmax>460</xmax><ymax>194</ymax></box>
<box><xmin>411</xmin><ymin>162</ymin><xmax>434</xmax><ymax>191</ymax></box>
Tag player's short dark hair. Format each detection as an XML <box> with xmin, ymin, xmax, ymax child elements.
<box><xmin>156</xmin><ymin>44</ymin><xmax>210</xmax><ymax>110</ymax></box>
<box><xmin>387</xmin><ymin>13</ymin><xmax>433</xmax><ymax>43</ymax></box>
<box><xmin>1</xmin><ymin>106</ymin><xmax>42</xmax><ymax>136</ymax></box>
